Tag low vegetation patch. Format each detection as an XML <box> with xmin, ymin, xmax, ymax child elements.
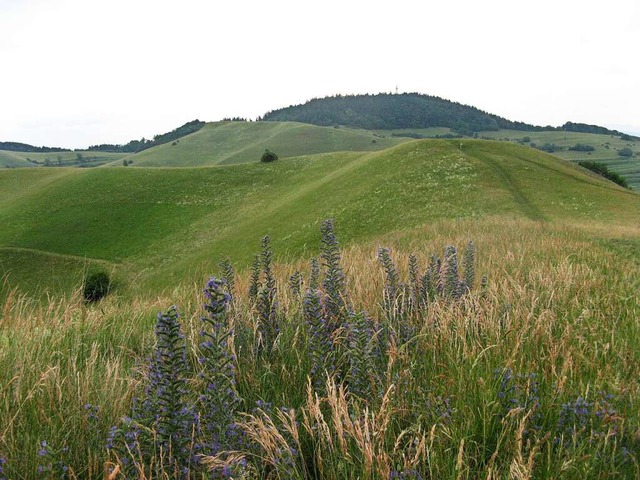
<box><xmin>82</xmin><ymin>270</ymin><xmax>112</xmax><ymax>302</ymax></box>
<box><xmin>579</xmin><ymin>160</ymin><xmax>630</xmax><ymax>188</ymax></box>
<box><xmin>260</xmin><ymin>149</ymin><xmax>278</xmax><ymax>163</ymax></box>
<box><xmin>2</xmin><ymin>219</ymin><xmax>639</xmax><ymax>478</ymax></box>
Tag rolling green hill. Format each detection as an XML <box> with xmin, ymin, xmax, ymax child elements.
<box><xmin>107</xmin><ymin>121</ymin><xmax>405</xmax><ymax>167</ymax></box>
<box><xmin>1</xmin><ymin>140</ymin><xmax>638</xmax><ymax>299</ymax></box>
<box><xmin>0</xmin><ymin>149</ymin><xmax>128</xmax><ymax>168</ymax></box>
<box><xmin>373</xmin><ymin>127</ymin><xmax>640</xmax><ymax>190</ymax></box>
<box><xmin>477</xmin><ymin>129</ymin><xmax>640</xmax><ymax>190</ymax></box>
<box><xmin>262</xmin><ymin>92</ymin><xmax>543</xmax><ymax>132</ymax></box>
<box><xmin>0</xmin><ymin>149</ymin><xmax>37</xmax><ymax>167</ymax></box>
<box><xmin>109</xmin><ymin>119</ymin><xmax>640</xmax><ymax>190</ymax></box>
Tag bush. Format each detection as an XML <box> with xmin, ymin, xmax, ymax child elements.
<box><xmin>618</xmin><ymin>147</ymin><xmax>633</xmax><ymax>157</ymax></box>
<box><xmin>82</xmin><ymin>271</ymin><xmax>111</xmax><ymax>302</ymax></box>
<box><xmin>537</xmin><ymin>143</ymin><xmax>561</xmax><ymax>153</ymax></box>
<box><xmin>569</xmin><ymin>143</ymin><xmax>595</xmax><ymax>152</ymax></box>
<box><xmin>578</xmin><ymin>161</ymin><xmax>630</xmax><ymax>188</ymax></box>
<box><xmin>260</xmin><ymin>149</ymin><xmax>278</xmax><ymax>163</ymax></box>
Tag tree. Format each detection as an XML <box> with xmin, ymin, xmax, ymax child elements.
<box><xmin>618</xmin><ymin>147</ymin><xmax>633</xmax><ymax>157</ymax></box>
<box><xmin>260</xmin><ymin>149</ymin><xmax>278</xmax><ymax>163</ymax></box>
<box><xmin>569</xmin><ymin>143</ymin><xmax>595</xmax><ymax>152</ymax></box>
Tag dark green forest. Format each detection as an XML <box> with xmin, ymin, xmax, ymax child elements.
<box><xmin>86</xmin><ymin>119</ymin><xmax>205</xmax><ymax>153</ymax></box>
<box><xmin>262</xmin><ymin>93</ymin><xmax>639</xmax><ymax>139</ymax></box>
<box><xmin>262</xmin><ymin>93</ymin><xmax>551</xmax><ymax>133</ymax></box>
<box><xmin>0</xmin><ymin>141</ymin><xmax>66</xmax><ymax>153</ymax></box>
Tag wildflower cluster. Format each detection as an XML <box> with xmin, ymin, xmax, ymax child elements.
<box><xmin>256</xmin><ymin>236</ymin><xmax>279</xmax><ymax>354</ymax></box>
<box><xmin>555</xmin><ymin>391</ymin><xmax>625</xmax><ymax>451</ymax></box>
<box><xmin>495</xmin><ymin>368</ymin><xmax>541</xmax><ymax>440</ymax></box>
<box><xmin>109</xmin><ymin>307</ymin><xmax>197</xmax><ymax>476</ymax></box>
<box><xmin>36</xmin><ymin>440</ymin><xmax>69</xmax><ymax>477</ymax></box>
<box><xmin>198</xmin><ymin>277</ymin><xmax>242</xmax><ymax>459</ymax></box>
<box><xmin>108</xmin><ymin>291</ymin><xmax>244</xmax><ymax>477</ymax></box>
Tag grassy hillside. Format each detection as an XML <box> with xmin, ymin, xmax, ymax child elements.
<box><xmin>1</xmin><ymin>140</ymin><xmax>638</xmax><ymax>299</ymax></box>
<box><xmin>0</xmin><ymin>149</ymin><xmax>38</xmax><ymax>167</ymax></box>
<box><xmin>109</xmin><ymin>121</ymin><xmax>405</xmax><ymax>167</ymax></box>
<box><xmin>381</xmin><ymin>128</ymin><xmax>640</xmax><ymax>190</ymax></box>
<box><xmin>478</xmin><ymin>129</ymin><xmax>640</xmax><ymax>190</ymax></box>
<box><xmin>2</xmin><ymin>140</ymin><xmax>640</xmax><ymax>477</ymax></box>
<box><xmin>0</xmin><ymin>149</ymin><xmax>128</xmax><ymax>168</ymax></box>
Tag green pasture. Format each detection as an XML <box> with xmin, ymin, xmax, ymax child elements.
<box><xmin>0</xmin><ymin>140</ymin><xmax>638</xmax><ymax>299</ymax></box>
<box><xmin>0</xmin><ymin>149</ymin><xmax>128</xmax><ymax>168</ymax></box>
<box><xmin>479</xmin><ymin>129</ymin><xmax>640</xmax><ymax>189</ymax></box>
<box><xmin>108</xmin><ymin>121</ymin><xmax>405</xmax><ymax>167</ymax></box>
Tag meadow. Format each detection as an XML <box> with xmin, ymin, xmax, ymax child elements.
<box><xmin>0</xmin><ymin>151</ymin><xmax>128</xmax><ymax>169</ymax></box>
<box><xmin>0</xmin><ymin>139</ymin><xmax>639</xmax><ymax>478</ymax></box>
<box><xmin>103</xmin><ymin>122</ymin><xmax>405</xmax><ymax>168</ymax></box>
<box><xmin>1</xmin><ymin>217</ymin><xmax>639</xmax><ymax>478</ymax></box>
<box><xmin>1</xmin><ymin>140</ymin><xmax>637</xmax><ymax>299</ymax></box>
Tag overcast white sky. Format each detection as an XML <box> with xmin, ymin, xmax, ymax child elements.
<box><xmin>1</xmin><ymin>0</ymin><xmax>638</xmax><ymax>148</ymax></box>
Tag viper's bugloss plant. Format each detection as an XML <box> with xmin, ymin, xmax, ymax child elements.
<box><xmin>109</xmin><ymin>307</ymin><xmax>197</xmax><ymax>477</ymax></box>
<box><xmin>442</xmin><ymin>245</ymin><xmax>460</xmax><ymax>299</ymax></box>
<box><xmin>218</xmin><ymin>259</ymin><xmax>236</xmax><ymax>303</ymax></box>
<box><xmin>407</xmin><ymin>254</ymin><xmax>419</xmax><ymax>316</ymax></box>
<box><xmin>346</xmin><ymin>311</ymin><xmax>381</xmax><ymax>399</ymax></box>
<box><xmin>248</xmin><ymin>254</ymin><xmax>260</xmax><ymax>303</ymax></box>
<box><xmin>36</xmin><ymin>440</ymin><xmax>70</xmax><ymax>477</ymax></box>
<box><xmin>495</xmin><ymin>368</ymin><xmax>541</xmax><ymax>440</ymax></box>
<box><xmin>378</xmin><ymin>247</ymin><xmax>414</xmax><ymax>343</ymax></box>
<box><xmin>256</xmin><ymin>236</ymin><xmax>278</xmax><ymax>354</ymax></box>
<box><xmin>378</xmin><ymin>247</ymin><xmax>401</xmax><ymax>315</ymax></box>
<box><xmin>303</xmin><ymin>288</ymin><xmax>335</xmax><ymax>391</ymax></box>
<box><xmin>309</xmin><ymin>257</ymin><xmax>320</xmax><ymax>291</ymax></box>
<box><xmin>320</xmin><ymin>219</ymin><xmax>349</xmax><ymax>329</ymax></box>
<box><xmin>198</xmin><ymin>277</ymin><xmax>243</xmax><ymax>463</ymax></box>
<box><xmin>289</xmin><ymin>271</ymin><xmax>303</xmax><ymax>299</ymax></box>
<box><xmin>554</xmin><ymin>392</ymin><xmax>626</xmax><ymax>453</ymax></box>
<box><xmin>462</xmin><ymin>240</ymin><xmax>476</xmax><ymax>293</ymax></box>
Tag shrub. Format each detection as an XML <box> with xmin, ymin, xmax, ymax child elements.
<box><xmin>578</xmin><ymin>161</ymin><xmax>630</xmax><ymax>188</ymax></box>
<box><xmin>568</xmin><ymin>143</ymin><xmax>595</xmax><ymax>152</ymax></box>
<box><xmin>82</xmin><ymin>271</ymin><xmax>111</xmax><ymax>302</ymax></box>
<box><xmin>537</xmin><ymin>143</ymin><xmax>561</xmax><ymax>153</ymax></box>
<box><xmin>260</xmin><ymin>149</ymin><xmax>278</xmax><ymax>163</ymax></box>
<box><xmin>618</xmin><ymin>147</ymin><xmax>633</xmax><ymax>157</ymax></box>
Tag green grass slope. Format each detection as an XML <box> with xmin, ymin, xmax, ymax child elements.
<box><xmin>0</xmin><ymin>149</ymin><xmax>38</xmax><ymax>167</ymax></box>
<box><xmin>1</xmin><ymin>140</ymin><xmax>638</xmax><ymax>297</ymax></box>
<box><xmin>478</xmin><ymin>129</ymin><xmax>640</xmax><ymax>190</ymax></box>
<box><xmin>0</xmin><ymin>149</ymin><xmax>129</xmax><ymax>168</ymax></box>
<box><xmin>110</xmin><ymin>121</ymin><xmax>406</xmax><ymax>167</ymax></box>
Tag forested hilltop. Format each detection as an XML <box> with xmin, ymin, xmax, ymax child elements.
<box><xmin>86</xmin><ymin>119</ymin><xmax>205</xmax><ymax>153</ymax></box>
<box><xmin>262</xmin><ymin>93</ymin><xmax>630</xmax><ymax>137</ymax></box>
<box><xmin>261</xmin><ymin>93</ymin><xmax>544</xmax><ymax>134</ymax></box>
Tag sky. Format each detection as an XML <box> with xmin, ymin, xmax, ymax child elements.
<box><xmin>1</xmin><ymin>0</ymin><xmax>639</xmax><ymax>149</ymax></box>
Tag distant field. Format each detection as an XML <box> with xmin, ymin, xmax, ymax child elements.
<box><xmin>479</xmin><ymin>129</ymin><xmax>640</xmax><ymax>190</ymax></box>
<box><xmin>1</xmin><ymin>140</ymin><xmax>638</xmax><ymax>298</ymax></box>
<box><xmin>5</xmin><ymin>121</ymin><xmax>638</xmax><ymax>190</ymax></box>
<box><xmin>106</xmin><ymin>121</ymin><xmax>406</xmax><ymax>167</ymax></box>
<box><xmin>0</xmin><ymin>149</ymin><xmax>128</xmax><ymax>168</ymax></box>
<box><xmin>384</xmin><ymin>127</ymin><xmax>640</xmax><ymax>190</ymax></box>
